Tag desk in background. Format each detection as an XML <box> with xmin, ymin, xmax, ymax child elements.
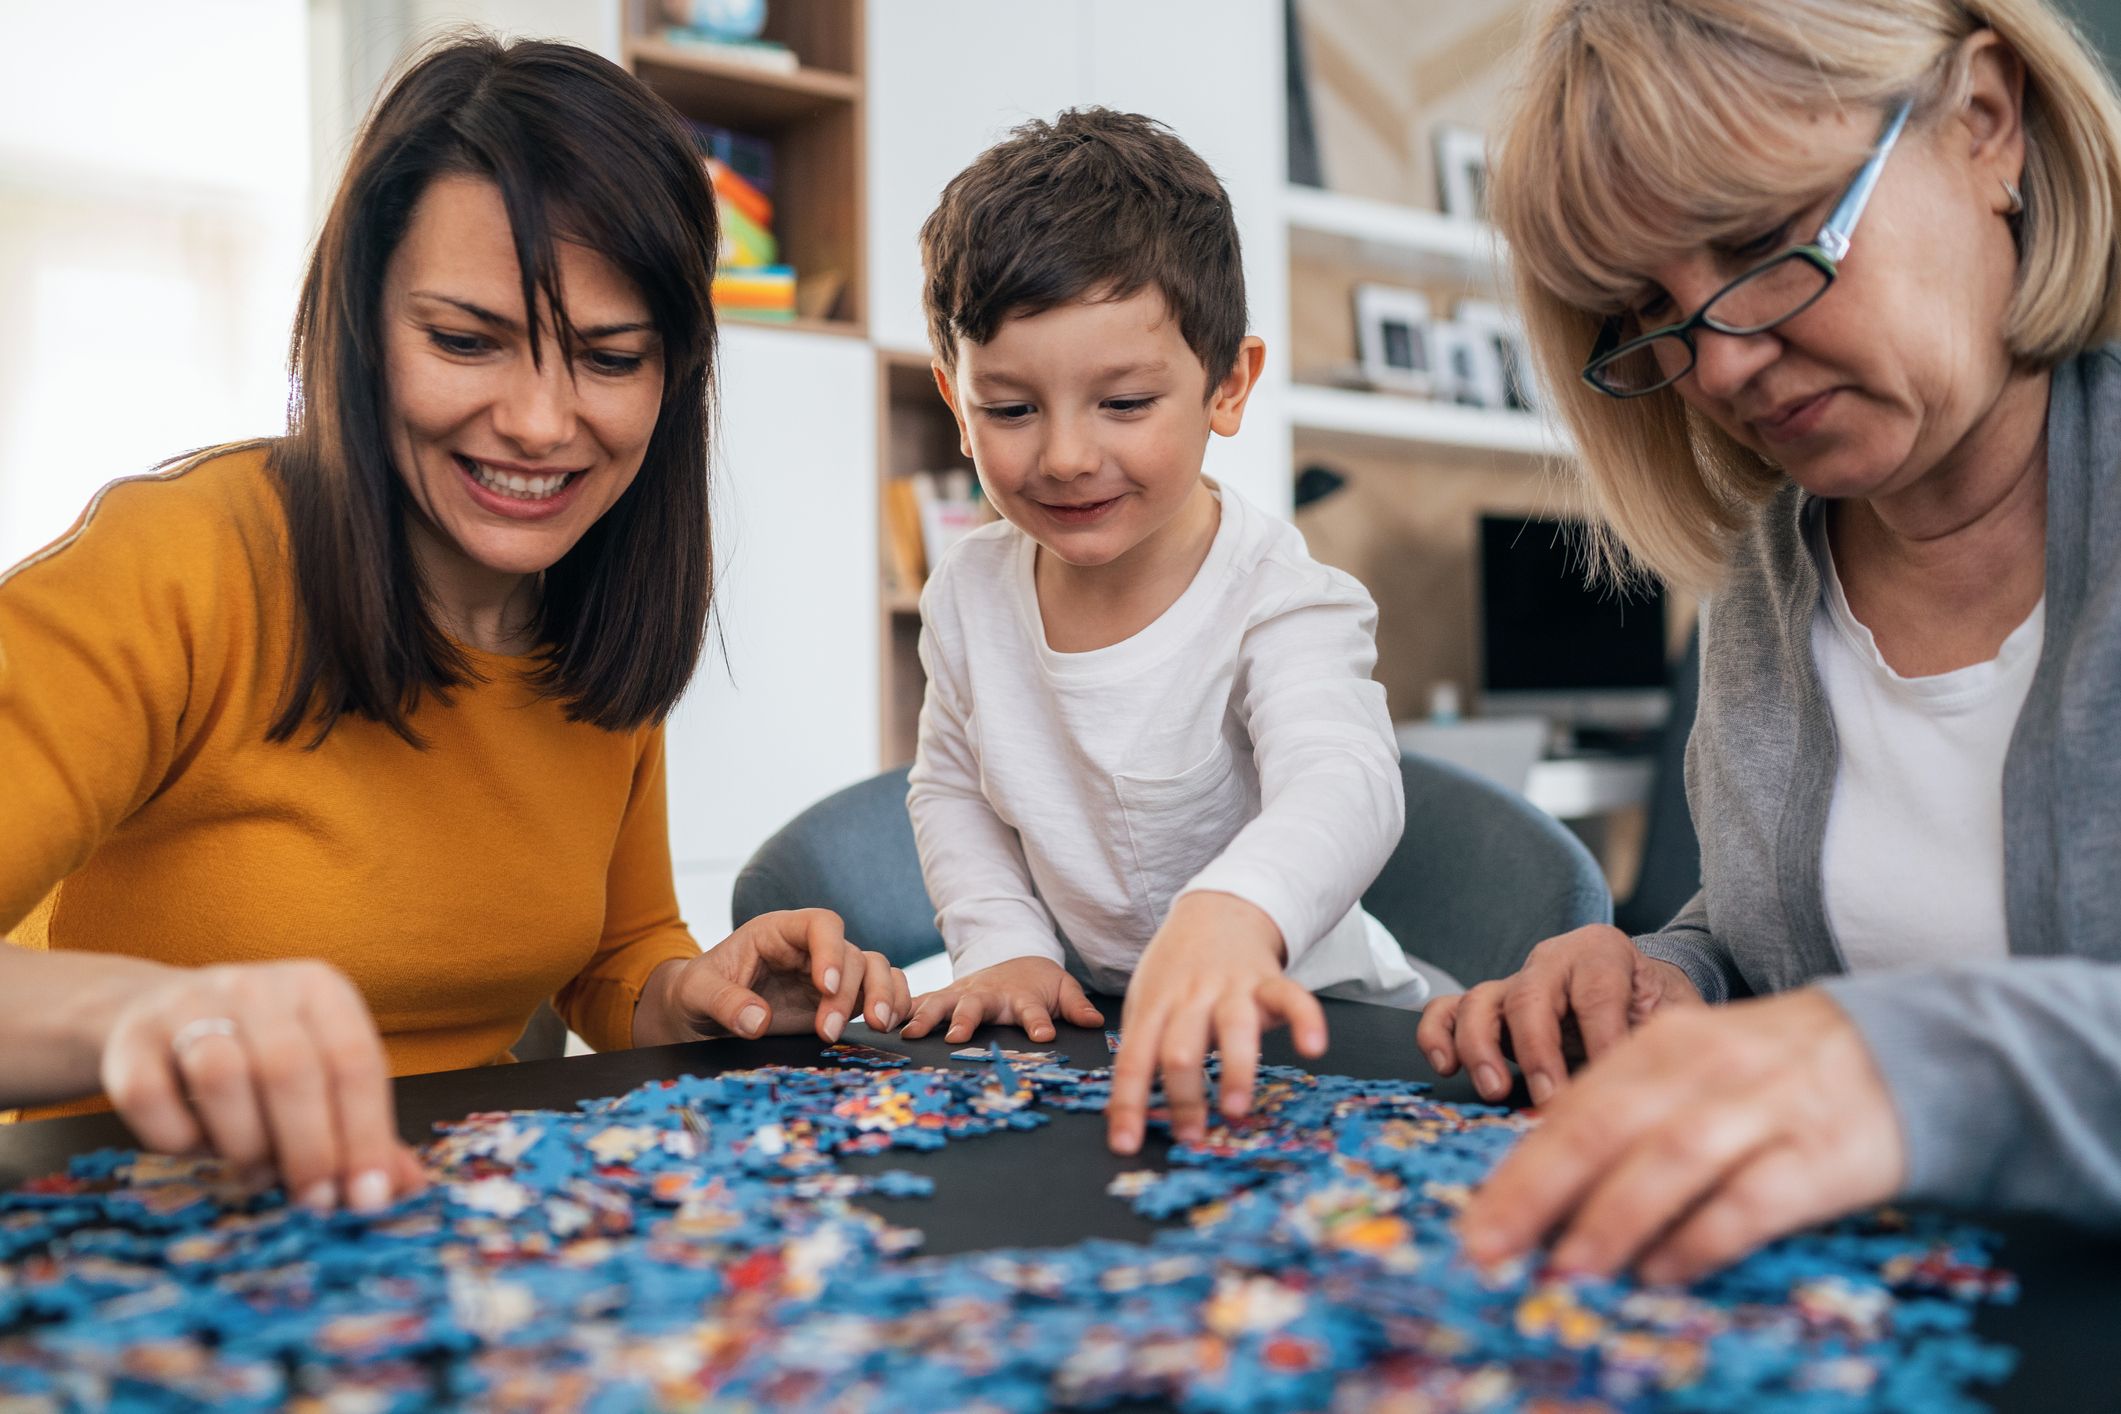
<box><xmin>1396</xmin><ymin>718</ymin><xmax>1657</xmax><ymax>891</ymax></box>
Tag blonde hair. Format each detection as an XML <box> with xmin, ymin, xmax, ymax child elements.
<box><xmin>1491</xmin><ymin>0</ymin><xmax>2121</xmax><ymax>590</ymax></box>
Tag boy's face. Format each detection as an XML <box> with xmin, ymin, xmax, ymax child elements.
<box><xmin>935</xmin><ymin>288</ymin><xmax>1262</xmax><ymax>571</ymax></box>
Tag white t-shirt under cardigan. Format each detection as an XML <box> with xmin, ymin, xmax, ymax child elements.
<box><xmin>1810</xmin><ymin>514</ymin><xmax>2045</xmax><ymax>972</ymax></box>
<box><xmin>905</xmin><ymin>483</ymin><xmax>1428</xmax><ymax>1006</ymax></box>
<box><xmin>1632</xmin><ymin>344</ymin><xmax>2121</xmax><ymax>1224</ymax></box>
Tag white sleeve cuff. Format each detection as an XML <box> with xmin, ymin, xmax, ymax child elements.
<box><xmin>946</xmin><ymin>929</ymin><xmax>1068</xmax><ymax>978</ymax></box>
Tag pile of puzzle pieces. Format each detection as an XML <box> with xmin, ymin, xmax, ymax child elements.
<box><xmin>0</xmin><ymin>1041</ymin><xmax>2016</xmax><ymax>1411</ymax></box>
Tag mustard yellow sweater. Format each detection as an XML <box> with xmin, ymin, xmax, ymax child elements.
<box><xmin>1</xmin><ymin>443</ymin><xmax>702</xmax><ymax>1083</ymax></box>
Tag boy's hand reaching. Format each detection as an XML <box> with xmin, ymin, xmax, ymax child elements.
<box><xmin>902</xmin><ymin>956</ymin><xmax>1104</xmax><ymax>1044</ymax></box>
<box><xmin>1106</xmin><ymin>892</ymin><xmax>1327</xmax><ymax>1155</ymax></box>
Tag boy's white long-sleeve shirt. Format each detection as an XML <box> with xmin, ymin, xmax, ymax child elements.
<box><xmin>905</xmin><ymin>484</ymin><xmax>1423</xmax><ymax>1002</ymax></box>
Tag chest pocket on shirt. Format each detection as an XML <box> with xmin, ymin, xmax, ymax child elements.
<box><xmin>1113</xmin><ymin>746</ymin><xmax>1253</xmax><ymax>919</ymax></box>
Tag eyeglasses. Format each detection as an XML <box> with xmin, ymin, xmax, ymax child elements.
<box><xmin>1581</xmin><ymin>98</ymin><xmax>1914</xmax><ymax>399</ymax></box>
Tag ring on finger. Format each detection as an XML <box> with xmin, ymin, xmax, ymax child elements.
<box><xmin>170</xmin><ymin>1016</ymin><xmax>240</xmax><ymax>1060</ymax></box>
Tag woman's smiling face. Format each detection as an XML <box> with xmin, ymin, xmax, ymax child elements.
<box><xmin>380</xmin><ymin>173</ymin><xmax>665</xmax><ymax>584</ymax></box>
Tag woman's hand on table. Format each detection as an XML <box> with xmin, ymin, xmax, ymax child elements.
<box><xmin>1457</xmin><ymin>988</ymin><xmax>1906</xmax><ymax>1284</ymax></box>
<box><xmin>638</xmin><ymin>909</ymin><xmax>912</xmax><ymax>1047</ymax></box>
<box><xmin>1106</xmin><ymin>891</ymin><xmax>1327</xmax><ymax>1157</ymax></box>
<box><xmin>1415</xmin><ymin>924</ymin><xmax>1702</xmax><ymax>1105</ymax></box>
<box><xmin>100</xmin><ymin>959</ymin><xmax>426</xmax><ymax>1215</ymax></box>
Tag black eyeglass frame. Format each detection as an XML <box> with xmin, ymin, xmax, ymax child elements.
<box><xmin>1580</xmin><ymin>98</ymin><xmax>1915</xmax><ymax>399</ymax></box>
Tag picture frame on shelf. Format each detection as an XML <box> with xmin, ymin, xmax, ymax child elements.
<box><xmin>1455</xmin><ymin>298</ymin><xmax>1537</xmax><ymax>413</ymax></box>
<box><xmin>1431</xmin><ymin>318</ymin><xmax>1508</xmax><ymax>410</ymax></box>
<box><xmin>1433</xmin><ymin>123</ymin><xmax>1490</xmax><ymax>223</ymax></box>
<box><xmin>1354</xmin><ymin>283</ymin><xmax>1435</xmax><ymax>395</ymax></box>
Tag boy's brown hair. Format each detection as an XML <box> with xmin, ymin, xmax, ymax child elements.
<box><xmin>920</xmin><ymin>107</ymin><xmax>1246</xmax><ymax>392</ymax></box>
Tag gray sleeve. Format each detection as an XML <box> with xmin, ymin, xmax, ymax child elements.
<box><xmin>1630</xmin><ymin>890</ymin><xmax>1746</xmax><ymax>1003</ymax></box>
<box><xmin>1822</xmin><ymin>960</ymin><xmax>2121</xmax><ymax>1226</ymax></box>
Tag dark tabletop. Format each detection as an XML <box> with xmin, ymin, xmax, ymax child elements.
<box><xmin>2</xmin><ymin>1000</ymin><xmax>2114</xmax><ymax>1410</ymax></box>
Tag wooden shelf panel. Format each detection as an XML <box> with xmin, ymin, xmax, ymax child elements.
<box><xmin>720</xmin><ymin>310</ymin><xmax>866</xmax><ymax>339</ymax></box>
<box><xmin>1288</xmin><ymin>384</ymin><xmax>1566</xmax><ymax>458</ymax></box>
<box><xmin>628</xmin><ymin>38</ymin><xmax>859</xmax><ymax>130</ymax></box>
<box><xmin>1284</xmin><ymin>184</ymin><xmax>1506</xmax><ymax>290</ymax></box>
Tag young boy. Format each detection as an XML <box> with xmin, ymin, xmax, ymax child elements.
<box><xmin>898</xmin><ymin>108</ymin><xmax>1434</xmax><ymax>1156</ymax></box>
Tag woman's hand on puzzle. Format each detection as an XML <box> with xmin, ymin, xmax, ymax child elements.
<box><xmin>1106</xmin><ymin>892</ymin><xmax>1327</xmax><ymax>1156</ymax></box>
<box><xmin>1415</xmin><ymin>924</ymin><xmax>1701</xmax><ymax>1107</ymax></box>
<box><xmin>636</xmin><ymin>909</ymin><xmax>912</xmax><ymax>1047</ymax></box>
<box><xmin>900</xmin><ymin>956</ymin><xmax>1105</xmax><ymax>1045</ymax></box>
<box><xmin>99</xmin><ymin>959</ymin><xmax>428</xmax><ymax>1215</ymax></box>
<box><xmin>1455</xmin><ymin>988</ymin><xmax>1904</xmax><ymax>1283</ymax></box>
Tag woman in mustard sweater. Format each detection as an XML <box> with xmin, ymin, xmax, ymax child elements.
<box><xmin>0</xmin><ymin>38</ymin><xmax>907</xmax><ymax>1212</ymax></box>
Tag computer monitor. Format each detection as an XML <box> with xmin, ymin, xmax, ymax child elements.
<box><xmin>1477</xmin><ymin>514</ymin><xmax>1671</xmax><ymax>732</ymax></box>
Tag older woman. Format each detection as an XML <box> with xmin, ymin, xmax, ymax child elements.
<box><xmin>1418</xmin><ymin>0</ymin><xmax>2121</xmax><ymax>1281</ymax></box>
<box><xmin>1</xmin><ymin>38</ymin><xmax>908</xmax><ymax>1211</ymax></box>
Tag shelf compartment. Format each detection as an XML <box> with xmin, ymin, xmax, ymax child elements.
<box><xmin>626</xmin><ymin>2</ymin><xmax>866</xmax><ymax>333</ymax></box>
<box><xmin>1288</xmin><ymin>384</ymin><xmax>1566</xmax><ymax>458</ymax></box>
<box><xmin>627</xmin><ymin>38</ymin><xmax>860</xmax><ymax>128</ymax></box>
<box><xmin>1284</xmin><ymin>184</ymin><xmax>1506</xmax><ymax>290</ymax></box>
<box><xmin>720</xmin><ymin>311</ymin><xmax>863</xmax><ymax>338</ymax></box>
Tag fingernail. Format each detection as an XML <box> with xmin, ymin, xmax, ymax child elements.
<box><xmin>823</xmin><ymin>1011</ymin><xmax>845</xmax><ymax>1042</ymax></box>
<box><xmin>823</xmin><ymin>967</ymin><xmax>841</xmax><ymax>994</ymax></box>
<box><xmin>737</xmin><ymin>1004</ymin><xmax>766</xmax><ymax>1036</ymax></box>
<box><xmin>1528</xmin><ymin>1073</ymin><xmax>1555</xmax><ymax>1106</ymax></box>
<box><xmin>1426</xmin><ymin>1048</ymin><xmax>1448</xmax><ymax>1072</ymax></box>
<box><xmin>349</xmin><ymin>1169</ymin><xmax>391</xmax><ymax>1214</ymax></box>
<box><xmin>1475</xmin><ymin>1065</ymin><xmax>1504</xmax><ymax>1097</ymax></box>
<box><xmin>876</xmin><ymin>1005</ymin><xmax>895</xmax><ymax>1030</ymax></box>
<box><xmin>300</xmin><ymin>1180</ymin><xmax>338</xmax><ymax>1213</ymax></box>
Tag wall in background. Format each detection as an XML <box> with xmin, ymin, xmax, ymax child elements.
<box><xmin>2058</xmin><ymin>0</ymin><xmax>2121</xmax><ymax>74</ymax></box>
<box><xmin>0</xmin><ymin>0</ymin><xmax>311</xmax><ymax>570</ymax></box>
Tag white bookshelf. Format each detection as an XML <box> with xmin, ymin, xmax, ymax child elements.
<box><xmin>1283</xmin><ymin>184</ymin><xmax>1506</xmax><ymax>290</ymax></box>
<box><xmin>1286</xmin><ymin>384</ymin><xmax>1566</xmax><ymax>458</ymax></box>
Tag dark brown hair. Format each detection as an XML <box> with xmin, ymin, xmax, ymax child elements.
<box><xmin>270</xmin><ymin>34</ymin><xmax>719</xmax><ymax>745</ymax></box>
<box><xmin>919</xmin><ymin>107</ymin><xmax>1246</xmax><ymax>392</ymax></box>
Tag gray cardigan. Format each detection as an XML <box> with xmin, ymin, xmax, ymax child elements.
<box><xmin>1635</xmin><ymin>345</ymin><xmax>2121</xmax><ymax>1223</ymax></box>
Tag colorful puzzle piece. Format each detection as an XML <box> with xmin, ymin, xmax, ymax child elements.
<box><xmin>0</xmin><ymin>1051</ymin><xmax>2016</xmax><ymax>1412</ymax></box>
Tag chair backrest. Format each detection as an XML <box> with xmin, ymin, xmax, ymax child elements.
<box><xmin>733</xmin><ymin>754</ymin><xmax>1612</xmax><ymax>986</ymax></box>
<box><xmin>1363</xmin><ymin>752</ymin><xmax>1611</xmax><ymax>988</ymax></box>
<box><xmin>1613</xmin><ymin>626</ymin><xmax>1704</xmax><ymax>937</ymax></box>
<box><xmin>731</xmin><ymin>766</ymin><xmax>942</xmax><ymax>969</ymax></box>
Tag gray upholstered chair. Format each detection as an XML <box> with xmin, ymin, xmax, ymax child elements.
<box><xmin>732</xmin><ymin>766</ymin><xmax>942</xmax><ymax>969</ymax></box>
<box><xmin>1613</xmin><ymin>627</ymin><xmax>1704</xmax><ymax>938</ymax></box>
<box><xmin>1363</xmin><ymin>752</ymin><xmax>1611</xmax><ymax>988</ymax></box>
<box><xmin>729</xmin><ymin>753</ymin><xmax>1610</xmax><ymax>991</ymax></box>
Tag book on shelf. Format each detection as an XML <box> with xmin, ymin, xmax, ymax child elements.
<box><xmin>683</xmin><ymin>119</ymin><xmax>774</xmax><ymax>196</ymax></box>
<box><xmin>705</xmin><ymin>158</ymin><xmax>772</xmax><ymax>229</ymax></box>
<box><xmin>910</xmin><ymin>469</ymin><xmax>987</xmax><ymax>582</ymax></box>
<box><xmin>885</xmin><ymin>469</ymin><xmax>989</xmax><ymax>597</ymax></box>
<box><xmin>713</xmin><ymin>264</ymin><xmax>797</xmax><ymax>319</ymax></box>
<box><xmin>718</xmin><ymin>200</ymin><xmax>778</xmax><ymax>268</ymax></box>
<box><xmin>795</xmin><ymin>269</ymin><xmax>846</xmax><ymax>322</ymax></box>
<box><xmin>659</xmin><ymin>30</ymin><xmax>799</xmax><ymax>73</ymax></box>
<box><xmin>882</xmin><ymin>478</ymin><xmax>926</xmax><ymax>600</ymax></box>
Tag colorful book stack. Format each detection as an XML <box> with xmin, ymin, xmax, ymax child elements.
<box><xmin>684</xmin><ymin>120</ymin><xmax>796</xmax><ymax>322</ymax></box>
<box><xmin>707</xmin><ymin>158</ymin><xmax>795</xmax><ymax>322</ymax></box>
